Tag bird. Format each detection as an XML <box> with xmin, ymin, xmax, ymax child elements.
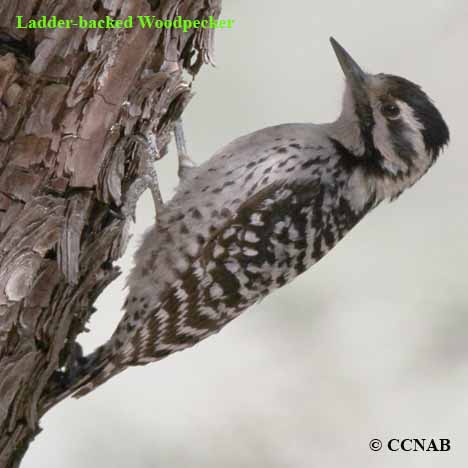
<box><xmin>59</xmin><ymin>37</ymin><xmax>449</xmax><ymax>399</ymax></box>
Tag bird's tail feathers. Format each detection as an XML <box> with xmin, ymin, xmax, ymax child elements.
<box><xmin>46</xmin><ymin>344</ymin><xmax>126</xmax><ymax>407</ymax></box>
<box><xmin>69</xmin><ymin>345</ymin><xmax>123</xmax><ymax>398</ymax></box>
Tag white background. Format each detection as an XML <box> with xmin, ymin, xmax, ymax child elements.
<box><xmin>25</xmin><ymin>1</ymin><xmax>468</xmax><ymax>467</ymax></box>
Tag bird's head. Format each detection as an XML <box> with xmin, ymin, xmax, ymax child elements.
<box><xmin>330</xmin><ymin>37</ymin><xmax>449</xmax><ymax>197</ymax></box>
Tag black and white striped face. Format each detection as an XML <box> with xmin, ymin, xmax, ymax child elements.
<box><xmin>330</xmin><ymin>38</ymin><xmax>449</xmax><ymax>192</ymax></box>
<box><xmin>355</xmin><ymin>74</ymin><xmax>450</xmax><ymax>177</ymax></box>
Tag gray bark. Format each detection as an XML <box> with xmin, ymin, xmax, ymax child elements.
<box><xmin>0</xmin><ymin>0</ymin><xmax>221</xmax><ymax>466</ymax></box>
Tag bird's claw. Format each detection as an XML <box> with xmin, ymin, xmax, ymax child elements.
<box><xmin>121</xmin><ymin>132</ymin><xmax>164</xmax><ymax>222</ymax></box>
<box><xmin>174</xmin><ymin>119</ymin><xmax>197</xmax><ymax>180</ymax></box>
<box><xmin>121</xmin><ymin>174</ymin><xmax>156</xmax><ymax>222</ymax></box>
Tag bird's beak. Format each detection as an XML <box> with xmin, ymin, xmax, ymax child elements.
<box><xmin>330</xmin><ymin>37</ymin><xmax>368</xmax><ymax>98</ymax></box>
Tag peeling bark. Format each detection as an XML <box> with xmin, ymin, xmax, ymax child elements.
<box><xmin>0</xmin><ymin>0</ymin><xmax>222</xmax><ymax>466</ymax></box>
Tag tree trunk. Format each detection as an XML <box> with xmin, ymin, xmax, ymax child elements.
<box><xmin>0</xmin><ymin>0</ymin><xmax>221</xmax><ymax>465</ymax></box>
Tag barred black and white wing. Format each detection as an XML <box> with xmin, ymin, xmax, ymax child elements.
<box><xmin>107</xmin><ymin>181</ymin><xmax>354</xmax><ymax>364</ymax></box>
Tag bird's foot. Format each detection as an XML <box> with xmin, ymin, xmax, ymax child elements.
<box><xmin>174</xmin><ymin>118</ymin><xmax>197</xmax><ymax>180</ymax></box>
<box><xmin>122</xmin><ymin>132</ymin><xmax>164</xmax><ymax>222</ymax></box>
<box><xmin>121</xmin><ymin>120</ymin><xmax>196</xmax><ymax>221</ymax></box>
<box><xmin>121</xmin><ymin>174</ymin><xmax>159</xmax><ymax>222</ymax></box>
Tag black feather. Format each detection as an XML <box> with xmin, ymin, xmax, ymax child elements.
<box><xmin>385</xmin><ymin>75</ymin><xmax>450</xmax><ymax>158</ymax></box>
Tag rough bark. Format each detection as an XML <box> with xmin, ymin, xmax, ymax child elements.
<box><xmin>0</xmin><ymin>0</ymin><xmax>221</xmax><ymax>466</ymax></box>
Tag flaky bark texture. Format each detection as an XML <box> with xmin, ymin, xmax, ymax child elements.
<box><xmin>0</xmin><ymin>0</ymin><xmax>221</xmax><ymax>466</ymax></box>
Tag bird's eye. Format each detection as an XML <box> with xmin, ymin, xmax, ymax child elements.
<box><xmin>381</xmin><ymin>103</ymin><xmax>400</xmax><ymax>119</ymax></box>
